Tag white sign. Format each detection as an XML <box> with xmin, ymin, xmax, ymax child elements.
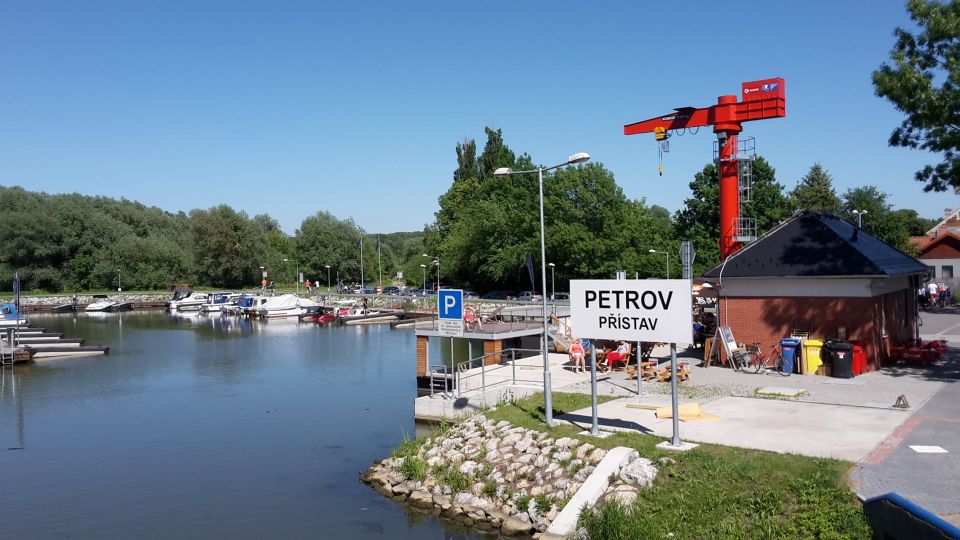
<box><xmin>570</xmin><ymin>279</ymin><xmax>693</xmax><ymax>343</ymax></box>
<box><xmin>439</xmin><ymin>319</ymin><xmax>464</xmax><ymax>337</ymax></box>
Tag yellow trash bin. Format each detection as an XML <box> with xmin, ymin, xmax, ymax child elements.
<box><xmin>804</xmin><ymin>339</ymin><xmax>824</xmax><ymax>374</ymax></box>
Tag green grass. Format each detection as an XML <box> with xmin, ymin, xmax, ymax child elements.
<box><xmin>431</xmin><ymin>464</ymin><xmax>471</xmax><ymax>494</ymax></box>
<box><xmin>399</xmin><ymin>456</ymin><xmax>427</xmax><ymax>482</ymax></box>
<box><xmin>485</xmin><ymin>392</ymin><xmax>870</xmax><ymax>540</ymax></box>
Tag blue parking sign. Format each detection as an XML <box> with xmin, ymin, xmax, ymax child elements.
<box><xmin>438</xmin><ymin>289</ymin><xmax>463</xmax><ymax>320</ymax></box>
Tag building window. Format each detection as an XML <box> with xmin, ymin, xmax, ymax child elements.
<box><xmin>928</xmin><ymin>266</ymin><xmax>937</xmax><ymax>278</ymax></box>
<box><xmin>943</xmin><ymin>266</ymin><xmax>954</xmax><ymax>279</ymax></box>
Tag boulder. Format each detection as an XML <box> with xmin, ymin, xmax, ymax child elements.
<box><xmin>555</xmin><ymin>437</ymin><xmax>576</xmax><ymax>448</ymax></box>
<box><xmin>575</xmin><ymin>443</ymin><xmax>594</xmax><ymax>459</ymax></box>
<box><xmin>553</xmin><ymin>450</ymin><xmax>572</xmax><ymax>462</ymax></box>
<box><xmin>618</xmin><ymin>449</ymin><xmax>640</xmax><ymax>467</ymax></box>
<box><xmin>408</xmin><ymin>489</ymin><xmax>434</xmax><ymax>509</ymax></box>
<box><xmin>501</xmin><ymin>516</ymin><xmax>534</xmax><ymax>536</ymax></box>
<box><xmin>604</xmin><ymin>484</ymin><xmax>640</xmax><ymax>506</ymax></box>
<box><xmin>587</xmin><ymin>448</ymin><xmax>605</xmax><ymax>464</ymax></box>
<box><xmin>459</xmin><ymin>460</ymin><xmax>479</xmax><ymax>476</ymax></box>
<box><xmin>619</xmin><ymin>457</ymin><xmax>657</xmax><ymax>488</ymax></box>
<box><xmin>515</xmin><ymin>437</ymin><xmax>534</xmax><ymax>453</ymax></box>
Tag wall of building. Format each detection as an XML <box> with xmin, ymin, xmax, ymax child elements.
<box><xmin>919</xmin><ymin>257</ymin><xmax>960</xmax><ymax>286</ymax></box>
<box><xmin>718</xmin><ymin>289</ymin><xmax>916</xmax><ymax>372</ymax></box>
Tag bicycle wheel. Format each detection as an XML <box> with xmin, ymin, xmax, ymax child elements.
<box><xmin>775</xmin><ymin>352</ymin><xmax>791</xmax><ymax>376</ymax></box>
<box><xmin>753</xmin><ymin>353</ymin><xmax>766</xmax><ymax>374</ymax></box>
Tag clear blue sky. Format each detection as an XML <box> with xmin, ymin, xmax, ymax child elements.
<box><xmin>1</xmin><ymin>1</ymin><xmax>956</xmax><ymax>234</ymax></box>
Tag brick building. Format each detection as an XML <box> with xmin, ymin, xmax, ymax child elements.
<box><xmin>702</xmin><ymin>211</ymin><xmax>927</xmax><ymax>372</ymax></box>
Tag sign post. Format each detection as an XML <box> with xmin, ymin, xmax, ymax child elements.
<box><xmin>437</xmin><ymin>289</ymin><xmax>464</xmax><ymax>338</ymax></box>
<box><xmin>570</xmin><ymin>279</ymin><xmax>695</xmax><ymax>449</ymax></box>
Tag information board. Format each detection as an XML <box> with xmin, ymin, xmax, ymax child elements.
<box><xmin>570</xmin><ymin>279</ymin><xmax>693</xmax><ymax>343</ymax></box>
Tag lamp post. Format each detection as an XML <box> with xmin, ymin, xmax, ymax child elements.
<box><xmin>852</xmin><ymin>210</ymin><xmax>868</xmax><ymax>228</ymax></box>
<box><xmin>419</xmin><ymin>264</ymin><xmax>427</xmax><ymax>292</ymax></box>
<box><xmin>259</xmin><ymin>266</ymin><xmax>266</xmax><ymax>293</ymax></box>
<box><xmin>325</xmin><ymin>265</ymin><xmax>331</xmax><ymax>292</ymax></box>
<box><xmin>116</xmin><ymin>269</ymin><xmax>121</xmax><ymax>293</ymax></box>
<box><xmin>494</xmin><ymin>151</ymin><xmax>591</xmax><ymax>426</ymax></box>
<box><xmin>283</xmin><ymin>258</ymin><xmax>300</xmax><ymax>294</ymax></box>
<box><xmin>422</xmin><ymin>254</ymin><xmax>440</xmax><ymax>291</ymax></box>
<box><xmin>649</xmin><ymin>249</ymin><xmax>670</xmax><ymax>278</ymax></box>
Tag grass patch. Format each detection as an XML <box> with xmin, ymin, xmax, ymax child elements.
<box><xmin>390</xmin><ymin>430</ymin><xmax>425</xmax><ymax>459</ymax></box>
<box><xmin>514</xmin><ymin>494</ymin><xmax>531</xmax><ymax>512</ymax></box>
<box><xmin>534</xmin><ymin>493</ymin><xmax>553</xmax><ymax>514</ymax></box>
<box><xmin>432</xmin><ymin>464</ymin><xmax>471</xmax><ymax>494</ymax></box>
<box><xmin>486</xmin><ymin>392</ymin><xmax>870</xmax><ymax>539</ymax></box>
<box><xmin>399</xmin><ymin>456</ymin><xmax>427</xmax><ymax>482</ymax></box>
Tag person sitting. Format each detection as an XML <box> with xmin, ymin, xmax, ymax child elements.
<box><xmin>603</xmin><ymin>341</ymin><xmax>629</xmax><ymax>371</ymax></box>
<box><xmin>568</xmin><ymin>339</ymin><xmax>586</xmax><ymax>373</ymax></box>
<box><xmin>464</xmin><ymin>307</ymin><xmax>483</xmax><ymax>331</ymax></box>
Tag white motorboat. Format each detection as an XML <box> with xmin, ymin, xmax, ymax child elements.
<box><xmin>200</xmin><ymin>292</ymin><xmax>238</xmax><ymax>314</ymax></box>
<box><xmin>177</xmin><ymin>292</ymin><xmax>209</xmax><ymax>311</ymax></box>
<box><xmin>257</xmin><ymin>294</ymin><xmax>319</xmax><ymax>319</ymax></box>
<box><xmin>85</xmin><ymin>296</ymin><xmax>115</xmax><ymax>312</ymax></box>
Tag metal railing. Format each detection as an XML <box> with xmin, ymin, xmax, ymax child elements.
<box><xmin>428</xmin><ymin>363</ymin><xmax>453</xmax><ymax>398</ymax></box>
<box><xmin>453</xmin><ymin>347</ymin><xmax>542</xmax><ymax>399</ymax></box>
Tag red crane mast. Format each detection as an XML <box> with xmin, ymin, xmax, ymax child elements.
<box><xmin>624</xmin><ymin>78</ymin><xmax>786</xmax><ymax>260</ymax></box>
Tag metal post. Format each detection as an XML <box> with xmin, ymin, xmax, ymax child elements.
<box><xmin>512</xmin><ymin>349</ymin><xmax>516</xmax><ymax>384</ymax></box>
<box><xmin>590</xmin><ymin>344</ymin><xmax>599</xmax><ymax>435</ymax></box>
<box><xmin>670</xmin><ymin>342</ymin><xmax>681</xmax><ymax>446</ymax></box>
<box><xmin>538</xmin><ymin>166</ymin><xmax>553</xmax><ymax>426</ymax></box>
<box><xmin>637</xmin><ymin>340</ymin><xmax>643</xmax><ymax>400</ymax></box>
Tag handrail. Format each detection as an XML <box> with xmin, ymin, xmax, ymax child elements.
<box><xmin>428</xmin><ymin>363</ymin><xmax>452</xmax><ymax>398</ymax></box>
<box><xmin>452</xmin><ymin>347</ymin><xmax>543</xmax><ymax>398</ymax></box>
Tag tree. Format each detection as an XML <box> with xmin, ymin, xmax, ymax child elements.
<box><xmin>188</xmin><ymin>205</ymin><xmax>264</xmax><ymax>288</ymax></box>
<box><xmin>295</xmin><ymin>211</ymin><xmax>364</xmax><ymax>284</ymax></box>
<box><xmin>874</xmin><ymin>0</ymin><xmax>960</xmax><ymax>192</ymax></box>
<box><xmin>789</xmin><ymin>163</ymin><xmax>843</xmax><ymax>213</ymax></box>
<box><xmin>893</xmin><ymin>208</ymin><xmax>940</xmax><ymax>235</ymax></box>
<box><xmin>674</xmin><ymin>157</ymin><xmax>789</xmax><ymax>274</ymax></box>
<box><xmin>841</xmin><ymin>186</ymin><xmax>911</xmax><ymax>251</ymax></box>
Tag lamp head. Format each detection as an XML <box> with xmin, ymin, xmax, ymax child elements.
<box><xmin>420</xmin><ymin>264</ymin><xmax>426</xmax><ymax>268</ymax></box>
<box><xmin>648</xmin><ymin>249</ymin><xmax>657</xmax><ymax>253</ymax></box>
<box><xmin>548</xmin><ymin>262</ymin><xmax>555</xmax><ymax>268</ymax></box>
<box><xmin>325</xmin><ymin>265</ymin><xmax>330</xmax><ymax>269</ymax></box>
<box><xmin>567</xmin><ymin>152</ymin><xmax>591</xmax><ymax>165</ymax></box>
<box><xmin>493</xmin><ymin>167</ymin><xmax>513</xmax><ymax>176</ymax></box>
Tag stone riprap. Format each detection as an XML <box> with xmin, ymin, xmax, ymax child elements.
<box><xmin>362</xmin><ymin>414</ymin><xmax>658</xmax><ymax>537</ymax></box>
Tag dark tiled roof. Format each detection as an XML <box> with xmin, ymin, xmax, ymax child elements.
<box><xmin>703</xmin><ymin>211</ymin><xmax>928</xmax><ymax>278</ymax></box>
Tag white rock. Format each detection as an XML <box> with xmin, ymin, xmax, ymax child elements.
<box><xmin>553</xmin><ymin>450</ymin><xmax>572</xmax><ymax>462</ymax></box>
<box><xmin>619</xmin><ymin>457</ymin><xmax>657</xmax><ymax>488</ymax></box>
<box><xmin>604</xmin><ymin>484</ymin><xmax>640</xmax><ymax>505</ymax></box>
<box><xmin>534</xmin><ymin>455</ymin><xmax>548</xmax><ymax>468</ymax></box>
<box><xmin>454</xmin><ymin>491</ymin><xmax>474</xmax><ymax>505</ymax></box>
<box><xmin>618</xmin><ymin>449</ymin><xmax>640</xmax><ymax>467</ymax></box>
<box><xmin>515</xmin><ymin>437</ymin><xmax>534</xmax><ymax>453</ymax></box>
<box><xmin>588</xmin><ymin>448</ymin><xmax>606</xmax><ymax>464</ymax></box>
<box><xmin>459</xmin><ymin>460</ymin><xmax>479</xmax><ymax>475</ymax></box>
<box><xmin>555</xmin><ymin>437</ymin><xmax>576</xmax><ymax>448</ymax></box>
<box><xmin>485</xmin><ymin>449</ymin><xmax>500</xmax><ymax>462</ymax></box>
<box><xmin>575</xmin><ymin>466</ymin><xmax>594</xmax><ymax>482</ymax></box>
<box><xmin>576</xmin><ymin>443</ymin><xmax>594</xmax><ymax>459</ymax></box>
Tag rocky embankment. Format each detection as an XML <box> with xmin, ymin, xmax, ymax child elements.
<box><xmin>362</xmin><ymin>415</ymin><xmax>659</xmax><ymax>537</ymax></box>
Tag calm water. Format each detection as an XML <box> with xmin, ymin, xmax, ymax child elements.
<box><xmin>0</xmin><ymin>312</ymin><xmax>469</xmax><ymax>539</ymax></box>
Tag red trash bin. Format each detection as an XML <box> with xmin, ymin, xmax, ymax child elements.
<box><xmin>849</xmin><ymin>340</ymin><xmax>867</xmax><ymax>375</ymax></box>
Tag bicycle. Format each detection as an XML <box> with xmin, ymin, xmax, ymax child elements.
<box><xmin>740</xmin><ymin>342</ymin><xmax>790</xmax><ymax>376</ymax></box>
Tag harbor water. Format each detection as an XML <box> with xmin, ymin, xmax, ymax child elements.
<box><xmin>0</xmin><ymin>312</ymin><xmax>474</xmax><ymax>539</ymax></box>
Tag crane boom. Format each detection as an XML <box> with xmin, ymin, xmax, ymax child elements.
<box><xmin>623</xmin><ymin>78</ymin><xmax>785</xmax><ymax>260</ymax></box>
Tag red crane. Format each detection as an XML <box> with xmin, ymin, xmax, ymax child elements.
<box><xmin>624</xmin><ymin>78</ymin><xmax>786</xmax><ymax>260</ymax></box>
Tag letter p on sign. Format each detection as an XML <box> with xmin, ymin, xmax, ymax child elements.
<box><xmin>438</xmin><ymin>290</ymin><xmax>463</xmax><ymax>320</ymax></box>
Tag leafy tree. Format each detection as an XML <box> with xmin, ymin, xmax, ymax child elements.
<box><xmin>674</xmin><ymin>157</ymin><xmax>789</xmax><ymax>274</ymax></box>
<box><xmin>893</xmin><ymin>208</ymin><xmax>940</xmax><ymax>235</ymax></box>
<box><xmin>841</xmin><ymin>186</ymin><xmax>911</xmax><ymax>250</ymax></box>
<box><xmin>477</xmin><ymin>127</ymin><xmax>516</xmax><ymax>180</ymax></box>
<box><xmin>295</xmin><ymin>211</ymin><xmax>364</xmax><ymax>285</ymax></box>
<box><xmin>789</xmin><ymin>163</ymin><xmax>843</xmax><ymax>213</ymax></box>
<box><xmin>873</xmin><ymin>0</ymin><xmax>960</xmax><ymax>192</ymax></box>
<box><xmin>453</xmin><ymin>138</ymin><xmax>478</xmax><ymax>182</ymax></box>
<box><xmin>188</xmin><ymin>205</ymin><xmax>265</xmax><ymax>288</ymax></box>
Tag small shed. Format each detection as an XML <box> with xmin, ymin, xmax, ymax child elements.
<box><xmin>702</xmin><ymin>211</ymin><xmax>927</xmax><ymax>372</ymax></box>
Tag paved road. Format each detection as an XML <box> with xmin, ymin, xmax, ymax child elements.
<box><xmin>853</xmin><ymin>312</ymin><xmax>960</xmax><ymax>523</ymax></box>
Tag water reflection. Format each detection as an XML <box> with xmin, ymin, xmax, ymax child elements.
<box><xmin>0</xmin><ymin>313</ymin><xmax>482</xmax><ymax>539</ymax></box>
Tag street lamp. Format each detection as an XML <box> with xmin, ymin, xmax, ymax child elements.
<box><xmin>648</xmin><ymin>249</ymin><xmax>670</xmax><ymax>278</ymax></box>
<box><xmin>419</xmin><ymin>264</ymin><xmax>427</xmax><ymax>292</ymax></box>
<box><xmin>116</xmin><ymin>269</ymin><xmax>121</xmax><ymax>293</ymax></box>
<box><xmin>283</xmin><ymin>258</ymin><xmax>300</xmax><ymax>294</ymax></box>
<box><xmin>548</xmin><ymin>262</ymin><xmax>556</xmax><ymax>300</ymax></box>
<box><xmin>494</xmin><ymin>151</ymin><xmax>591</xmax><ymax>426</ymax></box>
<box><xmin>422</xmin><ymin>254</ymin><xmax>440</xmax><ymax>291</ymax></box>
<box><xmin>259</xmin><ymin>266</ymin><xmax>266</xmax><ymax>292</ymax></box>
<box><xmin>325</xmin><ymin>265</ymin><xmax>331</xmax><ymax>293</ymax></box>
<box><xmin>852</xmin><ymin>210</ymin><xmax>868</xmax><ymax>228</ymax></box>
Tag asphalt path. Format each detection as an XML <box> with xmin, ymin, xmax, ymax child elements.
<box><xmin>853</xmin><ymin>309</ymin><xmax>960</xmax><ymax>524</ymax></box>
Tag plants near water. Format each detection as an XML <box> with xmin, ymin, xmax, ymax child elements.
<box><xmin>533</xmin><ymin>494</ymin><xmax>553</xmax><ymax>515</ymax></box>
<box><xmin>400</xmin><ymin>456</ymin><xmax>427</xmax><ymax>482</ymax></box>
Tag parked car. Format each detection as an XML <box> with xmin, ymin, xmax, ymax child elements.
<box><xmin>355</xmin><ymin>286</ymin><xmax>375</xmax><ymax>295</ymax></box>
<box><xmin>482</xmin><ymin>290</ymin><xmax>516</xmax><ymax>300</ymax></box>
<box><xmin>382</xmin><ymin>286</ymin><xmax>401</xmax><ymax>295</ymax></box>
<box><xmin>464</xmin><ymin>290</ymin><xmax>479</xmax><ymax>299</ymax></box>
<box><xmin>550</xmin><ymin>292</ymin><xmax>570</xmax><ymax>301</ymax></box>
<box><xmin>517</xmin><ymin>291</ymin><xmax>543</xmax><ymax>302</ymax></box>
<box><xmin>414</xmin><ymin>288</ymin><xmax>434</xmax><ymax>297</ymax></box>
